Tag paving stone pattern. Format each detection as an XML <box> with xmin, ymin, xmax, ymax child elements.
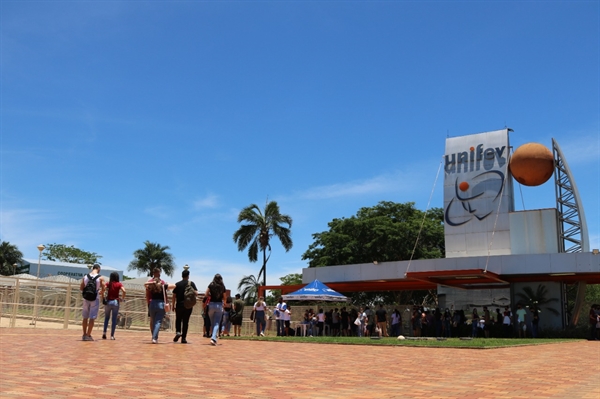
<box><xmin>0</xmin><ymin>328</ymin><xmax>598</xmax><ymax>398</ymax></box>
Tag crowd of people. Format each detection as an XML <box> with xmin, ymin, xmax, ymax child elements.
<box><xmin>409</xmin><ymin>304</ymin><xmax>542</xmax><ymax>338</ymax></box>
<box><xmin>77</xmin><ymin>266</ymin><xmax>600</xmax><ymax>342</ymax></box>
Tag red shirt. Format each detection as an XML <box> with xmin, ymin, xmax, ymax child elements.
<box><xmin>106</xmin><ymin>281</ymin><xmax>123</xmax><ymax>300</ymax></box>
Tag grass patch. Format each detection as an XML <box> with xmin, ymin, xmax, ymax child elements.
<box><xmin>221</xmin><ymin>335</ymin><xmax>580</xmax><ymax>348</ymax></box>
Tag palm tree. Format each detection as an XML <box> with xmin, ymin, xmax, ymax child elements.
<box><xmin>0</xmin><ymin>241</ymin><xmax>24</xmax><ymax>275</ymax></box>
<box><xmin>128</xmin><ymin>241</ymin><xmax>175</xmax><ymax>277</ymax></box>
<box><xmin>233</xmin><ymin>200</ymin><xmax>293</xmax><ymax>287</ymax></box>
<box><xmin>237</xmin><ymin>274</ymin><xmax>260</xmax><ymax>305</ymax></box>
<box><xmin>516</xmin><ymin>284</ymin><xmax>560</xmax><ymax>315</ymax></box>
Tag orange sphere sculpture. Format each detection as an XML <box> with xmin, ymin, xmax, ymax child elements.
<box><xmin>509</xmin><ymin>143</ymin><xmax>554</xmax><ymax>186</ymax></box>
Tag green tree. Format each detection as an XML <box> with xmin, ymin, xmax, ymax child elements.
<box><xmin>233</xmin><ymin>201</ymin><xmax>293</xmax><ymax>286</ymax></box>
<box><xmin>302</xmin><ymin>201</ymin><xmax>444</xmax><ymax>267</ymax></box>
<box><xmin>270</xmin><ymin>272</ymin><xmax>303</xmax><ymax>299</ymax></box>
<box><xmin>516</xmin><ymin>284</ymin><xmax>560</xmax><ymax>316</ymax></box>
<box><xmin>237</xmin><ymin>274</ymin><xmax>260</xmax><ymax>305</ymax></box>
<box><xmin>128</xmin><ymin>241</ymin><xmax>175</xmax><ymax>277</ymax></box>
<box><xmin>43</xmin><ymin>243</ymin><xmax>102</xmax><ymax>264</ymax></box>
<box><xmin>301</xmin><ymin>201</ymin><xmax>445</xmax><ymax>305</ymax></box>
<box><xmin>0</xmin><ymin>241</ymin><xmax>25</xmax><ymax>275</ymax></box>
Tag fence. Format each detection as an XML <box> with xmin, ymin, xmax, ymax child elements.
<box><xmin>0</xmin><ymin>277</ymin><xmax>419</xmax><ymax>336</ymax></box>
<box><xmin>0</xmin><ymin>277</ymin><xmax>261</xmax><ymax>336</ymax></box>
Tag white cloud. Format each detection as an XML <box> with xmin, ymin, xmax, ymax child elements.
<box><xmin>143</xmin><ymin>206</ymin><xmax>170</xmax><ymax>219</ymax></box>
<box><xmin>283</xmin><ymin>160</ymin><xmax>441</xmax><ymax>202</ymax></box>
<box><xmin>193</xmin><ymin>194</ymin><xmax>220</xmax><ymax>210</ymax></box>
<box><xmin>181</xmin><ymin>258</ymin><xmax>255</xmax><ymax>293</ymax></box>
<box><xmin>0</xmin><ymin>208</ymin><xmax>91</xmax><ymax>258</ymax></box>
<box><xmin>553</xmin><ymin>132</ymin><xmax>599</xmax><ymax>165</ymax></box>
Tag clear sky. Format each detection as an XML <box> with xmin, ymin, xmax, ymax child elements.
<box><xmin>1</xmin><ymin>1</ymin><xmax>599</xmax><ymax>291</ymax></box>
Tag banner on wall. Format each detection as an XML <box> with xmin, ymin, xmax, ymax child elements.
<box><xmin>443</xmin><ymin>129</ymin><xmax>514</xmax><ymax>258</ymax></box>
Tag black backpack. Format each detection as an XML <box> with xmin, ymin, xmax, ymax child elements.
<box><xmin>82</xmin><ymin>274</ymin><xmax>100</xmax><ymax>301</ymax></box>
<box><xmin>183</xmin><ymin>281</ymin><xmax>197</xmax><ymax>309</ymax></box>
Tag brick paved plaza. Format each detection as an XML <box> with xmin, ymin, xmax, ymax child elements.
<box><xmin>0</xmin><ymin>328</ymin><xmax>598</xmax><ymax>398</ymax></box>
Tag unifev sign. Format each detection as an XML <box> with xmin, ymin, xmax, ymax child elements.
<box><xmin>443</xmin><ymin>129</ymin><xmax>514</xmax><ymax>258</ymax></box>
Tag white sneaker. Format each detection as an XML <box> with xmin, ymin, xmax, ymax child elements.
<box><xmin>260</xmin><ymin>332</ymin><xmax>264</xmax><ymax>337</ymax></box>
<box><xmin>152</xmin><ymin>339</ymin><xmax>157</xmax><ymax>344</ymax></box>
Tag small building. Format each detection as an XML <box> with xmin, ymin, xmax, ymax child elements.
<box><xmin>21</xmin><ymin>259</ymin><xmax>123</xmax><ymax>281</ymax></box>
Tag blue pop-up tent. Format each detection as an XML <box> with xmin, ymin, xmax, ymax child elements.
<box><xmin>282</xmin><ymin>279</ymin><xmax>349</xmax><ymax>302</ymax></box>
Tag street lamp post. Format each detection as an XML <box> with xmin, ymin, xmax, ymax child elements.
<box><xmin>30</xmin><ymin>244</ymin><xmax>45</xmax><ymax>326</ymax></box>
<box><xmin>13</xmin><ymin>263</ymin><xmax>17</xmax><ymax>275</ymax></box>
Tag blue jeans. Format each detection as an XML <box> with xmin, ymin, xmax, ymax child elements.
<box><xmin>255</xmin><ymin>310</ymin><xmax>265</xmax><ymax>335</ymax></box>
<box><xmin>149</xmin><ymin>300</ymin><xmax>165</xmax><ymax>341</ymax></box>
<box><xmin>220</xmin><ymin>310</ymin><xmax>230</xmax><ymax>334</ymax></box>
<box><xmin>444</xmin><ymin>320</ymin><xmax>451</xmax><ymax>337</ymax></box>
<box><xmin>391</xmin><ymin>323</ymin><xmax>400</xmax><ymax>337</ymax></box>
<box><xmin>103</xmin><ymin>299</ymin><xmax>119</xmax><ymax>337</ymax></box>
<box><xmin>277</xmin><ymin>319</ymin><xmax>285</xmax><ymax>336</ymax></box>
<box><xmin>208</xmin><ymin>302</ymin><xmax>223</xmax><ymax>342</ymax></box>
<box><xmin>358</xmin><ymin>321</ymin><xmax>364</xmax><ymax>337</ymax></box>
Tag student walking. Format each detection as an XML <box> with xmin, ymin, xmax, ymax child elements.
<box><xmin>144</xmin><ymin>277</ymin><xmax>176</xmax><ymax>344</ymax></box>
<box><xmin>80</xmin><ymin>264</ymin><xmax>105</xmax><ymax>341</ymax></box>
<box><xmin>254</xmin><ymin>296</ymin><xmax>267</xmax><ymax>336</ymax></box>
<box><xmin>206</xmin><ymin>274</ymin><xmax>227</xmax><ymax>346</ymax></box>
<box><xmin>172</xmin><ymin>269</ymin><xmax>198</xmax><ymax>344</ymax></box>
<box><xmin>102</xmin><ymin>272</ymin><xmax>126</xmax><ymax>340</ymax></box>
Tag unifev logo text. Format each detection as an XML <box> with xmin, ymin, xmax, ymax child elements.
<box><xmin>445</xmin><ymin>144</ymin><xmax>507</xmax><ymax>174</ymax></box>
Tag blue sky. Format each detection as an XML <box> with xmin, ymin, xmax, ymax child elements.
<box><xmin>1</xmin><ymin>1</ymin><xmax>598</xmax><ymax>291</ymax></box>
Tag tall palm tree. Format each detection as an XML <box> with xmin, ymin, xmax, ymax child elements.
<box><xmin>237</xmin><ymin>274</ymin><xmax>260</xmax><ymax>305</ymax></box>
<box><xmin>516</xmin><ymin>284</ymin><xmax>560</xmax><ymax>315</ymax></box>
<box><xmin>0</xmin><ymin>241</ymin><xmax>24</xmax><ymax>275</ymax></box>
<box><xmin>128</xmin><ymin>241</ymin><xmax>175</xmax><ymax>277</ymax></box>
<box><xmin>233</xmin><ymin>200</ymin><xmax>293</xmax><ymax>286</ymax></box>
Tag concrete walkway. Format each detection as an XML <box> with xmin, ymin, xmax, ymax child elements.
<box><xmin>0</xmin><ymin>328</ymin><xmax>598</xmax><ymax>398</ymax></box>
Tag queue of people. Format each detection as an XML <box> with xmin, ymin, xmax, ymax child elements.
<box><xmin>80</xmin><ymin>269</ymin><xmax>591</xmax><ymax>341</ymax></box>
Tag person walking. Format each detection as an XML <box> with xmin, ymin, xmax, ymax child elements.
<box><xmin>145</xmin><ymin>277</ymin><xmax>176</xmax><ymax>344</ymax></box>
<box><xmin>231</xmin><ymin>294</ymin><xmax>244</xmax><ymax>337</ymax></box>
<box><xmin>146</xmin><ymin>268</ymin><xmax>165</xmax><ymax>333</ymax></box>
<box><xmin>102</xmin><ymin>272</ymin><xmax>126</xmax><ymax>340</ymax></box>
<box><xmin>253</xmin><ymin>296</ymin><xmax>267</xmax><ymax>336</ymax></box>
<box><xmin>80</xmin><ymin>264</ymin><xmax>105</xmax><ymax>341</ymax></box>
<box><xmin>171</xmin><ymin>269</ymin><xmax>198</xmax><ymax>344</ymax></box>
<box><xmin>206</xmin><ymin>273</ymin><xmax>227</xmax><ymax>346</ymax></box>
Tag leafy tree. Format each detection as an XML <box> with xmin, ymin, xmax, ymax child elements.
<box><xmin>233</xmin><ymin>201</ymin><xmax>293</xmax><ymax>286</ymax></box>
<box><xmin>0</xmin><ymin>241</ymin><xmax>26</xmax><ymax>275</ymax></box>
<box><xmin>270</xmin><ymin>272</ymin><xmax>303</xmax><ymax>299</ymax></box>
<box><xmin>302</xmin><ymin>201</ymin><xmax>444</xmax><ymax>267</ymax></box>
<box><xmin>516</xmin><ymin>284</ymin><xmax>560</xmax><ymax>316</ymax></box>
<box><xmin>301</xmin><ymin>201</ymin><xmax>445</xmax><ymax>305</ymax></box>
<box><xmin>237</xmin><ymin>274</ymin><xmax>260</xmax><ymax>305</ymax></box>
<box><xmin>585</xmin><ymin>284</ymin><xmax>600</xmax><ymax>304</ymax></box>
<box><xmin>43</xmin><ymin>243</ymin><xmax>102</xmax><ymax>264</ymax></box>
<box><xmin>280</xmin><ymin>273</ymin><xmax>302</xmax><ymax>286</ymax></box>
<box><xmin>128</xmin><ymin>241</ymin><xmax>175</xmax><ymax>277</ymax></box>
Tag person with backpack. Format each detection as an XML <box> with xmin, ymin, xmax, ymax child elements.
<box><xmin>79</xmin><ymin>264</ymin><xmax>105</xmax><ymax>341</ymax></box>
<box><xmin>102</xmin><ymin>271</ymin><xmax>126</xmax><ymax>340</ymax></box>
<box><xmin>171</xmin><ymin>269</ymin><xmax>198</xmax><ymax>344</ymax></box>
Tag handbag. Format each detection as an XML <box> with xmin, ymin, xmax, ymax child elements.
<box><xmin>102</xmin><ymin>282</ymin><xmax>110</xmax><ymax>305</ymax></box>
<box><xmin>354</xmin><ymin>317</ymin><xmax>361</xmax><ymax>326</ymax></box>
<box><xmin>203</xmin><ymin>294</ymin><xmax>211</xmax><ymax>312</ymax></box>
<box><xmin>163</xmin><ymin>284</ymin><xmax>171</xmax><ymax>313</ymax></box>
<box><xmin>250</xmin><ymin>310</ymin><xmax>255</xmax><ymax>321</ymax></box>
